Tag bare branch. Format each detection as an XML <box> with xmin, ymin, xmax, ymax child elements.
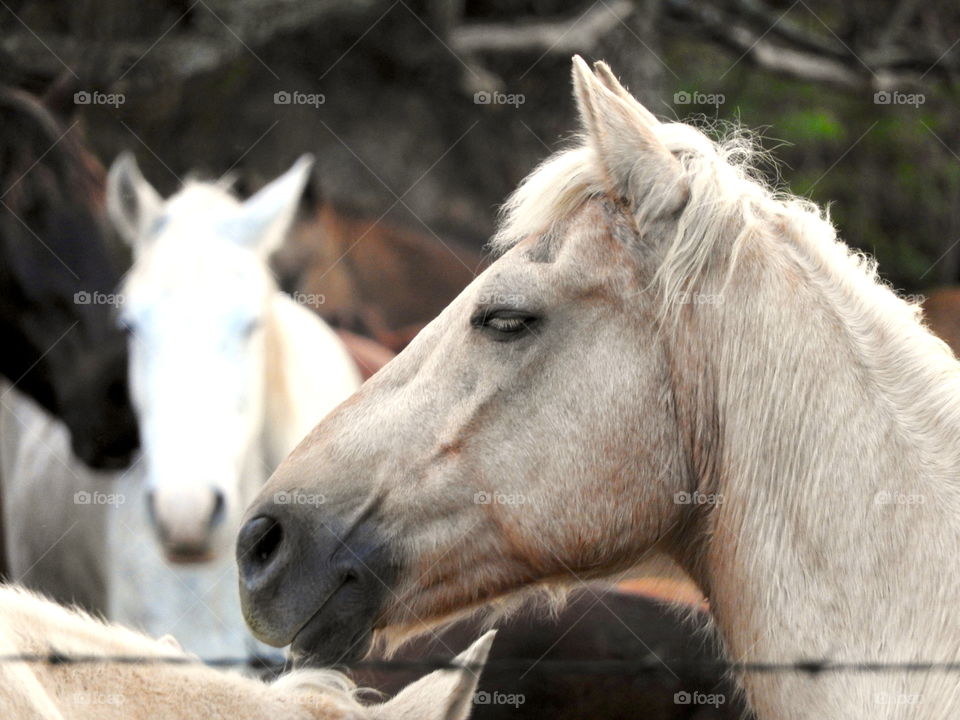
<box><xmin>661</xmin><ymin>0</ymin><xmax>945</xmax><ymax>91</ymax></box>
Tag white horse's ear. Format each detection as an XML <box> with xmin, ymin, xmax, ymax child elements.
<box><xmin>223</xmin><ymin>154</ymin><xmax>314</xmax><ymax>256</ymax></box>
<box><xmin>369</xmin><ymin>630</ymin><xmax>496</xmax><ymax>720</ymax></box>
<box><xmin>571</xmin><ymin>56</ymin><xmax>687</xmax><ymax>218</ymax></box>
<box><xmin>106</xmin><ymin>151</ymin><xmax>164</xmax><ymax>249</ymax></box>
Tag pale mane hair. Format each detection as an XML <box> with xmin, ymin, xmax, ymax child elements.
<box><xmin>0</xmin><ymin>585</ymin><xmax>368</xmax><ymax>716</ymax></box>
<box><xmin>490</xmin><ymin>104</ymin><xmax>960</xmax><ymax>444</ymax></box>
<box><xmin>491</xmin><ymin>121</ymin><xmax>771</xmax><ymax>309</ymax></box>
<box><xmin>493</xmin><ymin>118</ymin><xmax>890</xmax><ymax>320</ymax></box>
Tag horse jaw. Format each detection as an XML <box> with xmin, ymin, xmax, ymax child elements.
<box><xmin>368</xmin><ymin>631</ymin><xmax>495</xmax><ymax>720</ymax></box>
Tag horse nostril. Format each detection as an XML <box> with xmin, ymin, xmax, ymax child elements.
<box><xmin>145</xmin><ymin>489</ymin><xmax>164</xmax><ymax>538</ymax></box>
<box><xmin>256</xmin><ymin>522</ymin><xmax>283</xmax><ymax>562</ymax></box>
<box><xmin>238</xmin><ymin>515</ymin><xmax>285</xmax><ymax>583</ymax></box>
<box><xmin>209</xmin><ymin>489</ymin><xmax>226</xmax><ymax>529</ymax></box>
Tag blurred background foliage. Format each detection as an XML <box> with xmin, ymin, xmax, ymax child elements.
<box><xmin>2</xmin><ymin>0</ymin><xmax>959</xmax><ymax>291</ymax></box>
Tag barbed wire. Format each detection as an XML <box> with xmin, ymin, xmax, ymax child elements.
<box><xmin>6</xmin><ymin>652</ymin><xmax>960</xmax><ymax>676</ymax></box>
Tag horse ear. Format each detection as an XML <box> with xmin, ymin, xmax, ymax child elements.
<box><xmin>571</xmin><ymin>56</ymin><xmax>687</xmax><ymax>219</ymax></box>
<box><xmin>369</xmin><ymin>631</ymin><xmax>496</xmax><ymax>720</ymax></box>
<box><xmin>224</xmin><ymin>154</ymin><xmax>314</xmax><ymax>256</ymax></box>
<box><xmin>106</xmin><ymin>152</ymin><xmax>163</xmax><ymax>249</ymax></box>
<box><xmin>591</xmin><ymin>60</ymin><xmax>660</xmax><ymax>128</ymax></box>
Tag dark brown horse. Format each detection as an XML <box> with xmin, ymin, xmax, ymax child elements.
<box><xmin>272</xmin><ymin>195</ymin><xmax>485</xmax><ymax>353</ymax></box>
<box><xmin>353</xmin><ymin>587</ymin><xmax>749</xmax><ymax>720</ymax></box>
<box><xmin>0</xmin><ymin>86</ymin><xmax>138</xmax><ymax>469</ymax></box>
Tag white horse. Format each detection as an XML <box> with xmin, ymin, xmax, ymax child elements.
<box><xmin>0</xmin><ymin>584</ymin><xmax>493</xmax><ymax>720</ymax></box>
<box><xmin>1</xmin><ymin>155</ymin><xmax>361</xmax><ymax>658</ymax></box>
<box><xmin>238</xmin><ymin>57</ymin><xmax>960</xmax><ymax>719</ymax></box>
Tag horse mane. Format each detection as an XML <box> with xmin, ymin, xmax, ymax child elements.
<box><xmin>493</xmin><ymin>120</ymin><xmax>800</xmax><ymax>310</ymax></box>
<box><xmin>0</xmin><ymin>85</ymin><xmax>121</xmax><ymax>300</ymax></box>
<box><xmin>0</xmin><ymin>585</ymin><xmax>370</xmax><ymax>714</ymax></box>
<box><xmin>493</xmin><ymin>102</ymin><xmax>960</xmax><ymax>470</ymax></box>
<box><xmin>0</xmin><ymin>86</ymin><xmax>104</xmax><ymax>216</ymax></box>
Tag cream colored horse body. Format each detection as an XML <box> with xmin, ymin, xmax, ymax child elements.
<box><xmin>0</xmin><ymin>585</ymin><xmax>493</xmax><ymax>720</ymax></box>
<box><xmin>240</xmin><ymin>59</ymin><xmax>960</xmax><ymax>719</ymax></box>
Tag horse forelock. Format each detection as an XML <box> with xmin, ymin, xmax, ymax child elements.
<box><xmin>492</xmin><ymin>118</ymin><xmax>809</xmax><ymax>314</ymax></box>
<box><xmin>121</xmin><ymin>182</ymin><xmax>276</xmax><ymax>299</ymax></box>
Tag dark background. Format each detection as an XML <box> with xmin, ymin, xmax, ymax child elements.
<box><xmin>3</xmin><ymin>0</ymin><xmax>959</xmax><ymax>291</ymax></box>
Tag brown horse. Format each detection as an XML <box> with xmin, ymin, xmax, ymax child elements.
<box><xmin>334</xmin><ymin>329</ymin><xmax>396</xmax><ymax>381</ymax></box>
<box><xmin>922</xmin><ymin>287</ymin><xmax>960</xmax><ymax>355</ymax></box>
<box><xmin>273</xmin><ymin>199</ymin><xmax>485</xmax><ymax>352</ymax></box>
<box><xmin>0</xmin><ymin>86</ymin><xmax>137</xmax><ymax>469</ymax></box>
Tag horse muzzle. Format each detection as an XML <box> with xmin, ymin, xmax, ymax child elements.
<box><xmin>236</xmin><ymin>495</ymin><xmax>397</xmax><ymax>666</ymax></box>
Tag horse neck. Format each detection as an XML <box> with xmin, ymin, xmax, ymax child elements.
<box><xmin>669</xmin><ymin>233</ymin><xmax>960</xmax><ymax>717</ymax></box>
<box><xmin>262</xmin><ymin>292</ymin><xmax>361</xmax><ymax>467</ymax></box>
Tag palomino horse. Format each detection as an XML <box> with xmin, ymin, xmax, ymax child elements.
<box><xmin>0</xmin><ymin>87</ymin><xmax>137</xmax><ymax>469</ymax></box>
<box><xmin>272</xmin><ymin>191</ymin><xmax>484</xmax><ymax>353</ymax></box>
<box><xmin>0</xmin><ymin>585</ymin><xmax>493</xmax><ymax>720</ymax></box>
<box><xmin>238</xmin><ymin>58</ymin><xmax>960</xmax><ymax>719</ymax></box>
<box><xmin>2</xmin><ymin>154</ymin><xmax>361</xmax><ymax>657</ymax></box>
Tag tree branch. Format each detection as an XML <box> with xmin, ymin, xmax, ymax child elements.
<box><xmin>661</xmin><ymin>0</ymin><xmax>945</xmax><ymax>91</ymax></box>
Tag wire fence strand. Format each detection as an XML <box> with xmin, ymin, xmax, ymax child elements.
<box><xmin>6</xmin><ymin>653</ymin><xmax>960</xmax><ymax>676</ymax></box>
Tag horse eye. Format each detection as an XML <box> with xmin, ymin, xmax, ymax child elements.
<box><xmin>241</xmin><ymin>318</ymin><xmax>262</xmax><ymax>338</ymax></box>
<box><xmin>487</xmin><ymin>316</ymin><xmax>527</xmax><ymax>333</ymax></box>
<box><xmin>471</xmin><ymin>309</ymin><xmax>539</xmax><ymax>340</ymax></box>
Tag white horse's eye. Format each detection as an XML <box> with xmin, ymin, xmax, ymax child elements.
<box><xmin>241</xmin><ymin>318</ymin><xmax>262</xmax><ymax>338</ymax></box>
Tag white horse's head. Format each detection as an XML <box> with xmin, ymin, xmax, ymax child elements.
<box><xmin>107</xmin><ymin>154</ymin><xmax>313</xmax><ymax>562</ymax></box>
